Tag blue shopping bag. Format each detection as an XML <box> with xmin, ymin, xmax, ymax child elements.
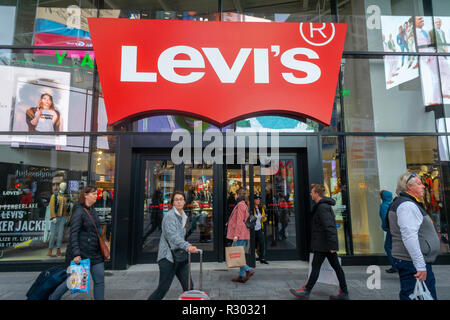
<box><xmin>69</xmin><ymin>259</ymin><xmax>91</xmax><ymax>294</ymax></box>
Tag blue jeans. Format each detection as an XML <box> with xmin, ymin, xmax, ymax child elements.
<box><xmin>232</xmin><ymin>240</ymin><xmax>250</xmax><ymax>277</ymax></box>
<box><xmin>49</xmin><ymin>262</ymin><xmax>105</xmax><ymax>300</ymax></box>
<box><xmin>48</xmin><ymin>217</ymin><xmax>66</xmax><ymax>249</ymax></box>
<box><xmin>384</xmin><ymin>232</ymin><xmax>396</xmax><ymax>269</ymax></box>
<box><xmin>392</xmin><ymin>258</ymin><xmax>437</xmax><ymax>300</ymax></box>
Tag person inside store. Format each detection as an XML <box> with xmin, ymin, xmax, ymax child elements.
<box><xmin>387</xmin><ymin>172</ymin><xmax>440</xmax><ymax>300</ymax></box>
<box><xmin>290</xmin><ymin>184</ymin><xmax>349</xmax><ymax>300</ymax></box>
<box><xmin>26</xmin><ymin>93</ymin><xmax>61</xmax><ymax>132</ymax></box>
<box><xmin>147</xmin><ymin>191</ymin><xmax>198</xmax><ymax>300</ymax></box>
<box><xmin>226</xmin><ymin>188</ymin><xmax>255</xmax><ymax>283</ymax></box>
<box><xmin>47</xmin><ymin>181</ymin><xmax>70</xmax><ymax>257</ymax></box>
<box><xmin>49</xmin><ymin>186</ymin><xmax>105</xmax><ymax>300</ymax></box>
<box><xmin>254</xmin><ymin>194</ymin><xmax>268</xmax><ymax>264</ymax></box>
<box><xmin>379</xmin><ymin>190</ymin><xmax>397</xmax><ymax>273</ymax></box>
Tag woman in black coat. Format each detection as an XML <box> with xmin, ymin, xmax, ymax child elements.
<box><xmin>290</xmin><ymin>184</ymin><xmax>349</xmax><ymax>300</ymax></box>
<box><xmin>49</xmin><ymin>186</ymin><xmax>105</xmax><ymax>300</ymax></box>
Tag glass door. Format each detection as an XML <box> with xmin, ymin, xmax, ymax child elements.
<box><xmin>183</xmin><ymin>164</ymin><xmax>216</xmax><ymax>260</ymax></box>
<box><xmin>137</xmin><ymin>158</ymin><xmax>176</xmax><ymax>262</ymax></box>
<box><xmin>263</xmin><ymin>159</ymin><xmax>297</xmax><ymax>253</ymax></box>
<box><xmin>224</xmin><ymin>156</ymin><xmax>300</xmax><ymax>261</ymax></box>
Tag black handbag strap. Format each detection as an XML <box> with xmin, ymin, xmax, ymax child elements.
<box><xmin>83</xmin><ymin>208</ymin><xmax>102</xmax><ymax>242</ymax></box>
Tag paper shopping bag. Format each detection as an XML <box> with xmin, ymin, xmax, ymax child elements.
<box><xmin>225</xmin><ymin>246</ymin><xmax>246</xmax><ymax>268</ymax></box>
<box><xmin>307</xmin><ymin>253</ymin><xmax>341</xmax><ymax>286</ymax></box>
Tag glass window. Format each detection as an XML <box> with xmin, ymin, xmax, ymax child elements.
<box><xmin>101</xmin><ymin>1</ymin><xmax>218</xmax><ymax>20</ymax></box>
<box><xmin>346</xmin><ymin>135</ymin><xmax>449</xmax><ymax>255</ymax></box>
<box><xmin>222</xmin><ymin>0</ymin><xmax>334</xmax><ymax>22</ymax></box>
<box><xmin>341</xmin><ymin>57</ymin><xmax>437</xmax><ymax>132</ymax></box>
<box><xmin>0</xmin><ymin>49</ymin><xmax>94</xmax><ymax>135</ymax></box>
<box><xmin>322</xmin><ymin>136</ymin><xmax>348</xmax><ymax>254</ymax></box>
<box><xmin>90</xmin><ymin>136</ymin><xmax>116</xmax><ymax>249</ymax></box>
<box><xmin>6</xmin><ymin>1</ymin><xmax>99</xmax><ymax>46</ymax></box>
<box><xmin>338</xmin><ymin>0</ymin><xmax>424</xmax><ymax>51</ymax></box>
<box><xmin>133</xmin><ymin>117</ymin><xmax>228</xmax><ymax>133</ymax></box>
<box><xmin>433</xmin><ymin>0</ymin><xmax>450</xmax><ymax>16</ymax></box>
<box><xmin>235</xmin><ymin>116</ymin><xmax>317</xmax><ymax>133</ymax></box>
<box><xmin>0</xmin><ymin>2</ymin><xmax>17</xmax><ymax>45</ymax></box>
<box><xmin>0</xmin><ymin>135</ymin><xmax>89</xmax><ymax>261</ymax></box>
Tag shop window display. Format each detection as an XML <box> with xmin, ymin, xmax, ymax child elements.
<box><xmin>0</xmin><ymin>142</ymin><xmax>88</xmax><ymax>261</ymax></box>
<box><xmin>347</xmin><ymin>135</ymin><xmax>449</xmax><ymax>255</ymax></box>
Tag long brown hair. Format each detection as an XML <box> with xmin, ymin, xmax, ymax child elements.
<box><xmin>39</xmin><ymin>93</ymin><xmax>56</xmax><ymax>111</ymax></box>
<box><xmin>79</xmin><ymin>185</ymin><xmax>97</xmax><ymax>205</ymax></box>
<box><xmin>236</xmin><ymin>188</ymin><xmax>249</xmax><ymax>206</ymax></box>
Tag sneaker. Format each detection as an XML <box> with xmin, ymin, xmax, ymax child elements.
<box><xmin>329</xmin><ymin>292</ymin><xmax>350</xmax><ymax>300</ymax></box>
<box><xmin>385</xmin><ymin>267</ymin><xmax>397</xmax><ymax>273</ymax></box>
<box><xmin>289</xmin><ymin>287</ymin><xmax>310</xmax><ymax>300</ymax></box>
<box><xmin>260</xmin><ymin>259</ymin><xmax>269</xmax><ymax>264</ymax></box>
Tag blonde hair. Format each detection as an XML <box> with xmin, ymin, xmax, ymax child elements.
<box><xmin>396</xmin><ymin>172</ymin><xmax>418</xmax><ymax>195</ymax></box>
<box><xmin>236</xmin><ymin>188</ymin><xmax>249</xmax><ymax>206</ymax></box>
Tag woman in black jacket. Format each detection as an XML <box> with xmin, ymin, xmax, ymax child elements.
<box><xmin>49</xmin><ymin>186</ymin><xmax>105</xmax><ymax>300</ymax></box>
<box><xmin>290</xmin><ymin>184</ymin><xmax>349</xmax><ymax>300</ymax></box>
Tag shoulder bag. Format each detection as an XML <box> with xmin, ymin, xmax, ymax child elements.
<box><xmin>165</xmin><ymin>236</ymin><xmax>189</xmax><ymax>263</ymax></box>
<box><xmin>83</xmin><ymin>208</ymin><xmax>110</xmax><ymax>260</ymax></box>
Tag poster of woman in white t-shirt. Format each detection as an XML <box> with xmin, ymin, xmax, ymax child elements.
<box><xmin>26</xmin><ymin>93</ymin><xmax>61</xmax><ymax>132</ymax></box>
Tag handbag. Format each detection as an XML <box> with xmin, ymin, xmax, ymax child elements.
<box><xmin>171</xmin><ymin>248</ymin><xmax>189</xmax><ymax>263</ymax></box>
<box><xmin>83</xmin><ymin>208</ymin><xmax>110</xmax><ymax>260</ymax></box>
<box><xmin>245</xmin><ymin>215</ymin><xmax>257</xmax><ymax>229</ymax></box>
<box><xmin>164</xmin><ymin>236</ymin><xmax>188</xmax><ymax>263</ymax></box>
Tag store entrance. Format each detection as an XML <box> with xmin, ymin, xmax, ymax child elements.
<box><xmin>224</xmin><ymin>155</ymin><xmax>302</xmax><ymax>263</ymax></box>
<box><xmin>130</xmin><ymin>150</ymin><xmax>305</xmax><ymax>265</ymax></box>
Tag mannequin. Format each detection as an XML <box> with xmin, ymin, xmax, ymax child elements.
<box><xmin>47</xmin><ymin>182</ymin><xmax>69</xmax><ymax>257</ymax></box>
<box><xmin>420</xmin><ymin>166</ymin><xmax>432</xmax><ymax>211</ymax></box>
<box><xmin>102</xmin><ymin>190</ymin><xmax>109</xmax><ymax>208</ymax></box>
<box><xmin>419</xmin><ymin>165</ymin><xmax>429</xmax><ymax>178</ymax></box>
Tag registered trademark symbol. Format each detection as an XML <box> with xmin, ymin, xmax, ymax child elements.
<box><xmin>299</xmin><ymin>23</ymin><xmax>336</xmax><ymax>46</ymax></box>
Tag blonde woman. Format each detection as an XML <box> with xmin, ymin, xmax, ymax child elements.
<box><xmin>226</xmin><ymin>188</ymin><xmax>255</xmax><ymax>283</ymax></box>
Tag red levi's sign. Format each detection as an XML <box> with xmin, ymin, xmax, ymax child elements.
<box><xmin>88</xmin><ymin>18</ymin><xmax>347</xmax><ymax>126</ymax></box>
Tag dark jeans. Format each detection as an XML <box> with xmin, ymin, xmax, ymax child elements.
<box><xmin>305</xmin><ymin>251</ymin><xmax>348</xmax><ymax>294</ymax></box>
<box><xmin>255</xmin><ymin>229</ymin><xmax>266</xmax><ymax>261</ymax></box>
<box><xmin>393</xmin><ymin>258</ymin><xmax>437</xmax><ymax>300</ymax></box>
<box><xmin>49</xmin><ymin>262</ymin><xmax>105</xmax><ymax>300</ymax></box>
<box><xmin>384</xmin><ymin>232</ymin><xmax>396</xmax><ymax>270</ymax></box>
<box><xmin>148</xmin><ymin>258</ymin><xmax>193</xmax><ymax>300</ymax></box>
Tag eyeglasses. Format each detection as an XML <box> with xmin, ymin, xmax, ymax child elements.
<box><xmin>406</xmin><ymin>173</ymin><xmax>417</xmax><ymax>185</ymax></box>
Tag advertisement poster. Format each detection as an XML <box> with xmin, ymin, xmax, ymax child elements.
<box><xmin>381</xmin><ymin>16</ymin><xmax>419</xmax><ymax>89</ymax></box>
<box><xmin>0</xmin><ymin>65</ymin><xmax>71</xmax><ymax>146</ymax></box>
<box><xmin>435</xmin><ymin>17</ymin><xmax>450</xmax><ymax>104</ymax></box>
<box><xmin>381</xmin><ymin>16</ymin><xmax>450</xmax><ymax>105</ymax></box>
<box><xmin>32</xmin><ymin>7</ymin><xmax>120</xmax><ymax>59</ymax></box>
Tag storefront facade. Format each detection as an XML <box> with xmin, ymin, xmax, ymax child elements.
<box><xmin>0</xmin><ymin>0</ymin><xmax>450</xmax><ymax>271</ymax></box>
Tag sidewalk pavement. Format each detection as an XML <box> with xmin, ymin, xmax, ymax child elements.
<box><xmin>1</xmin><ymin>261</ymin><xmax>449</xmax><ymax>300</ymax></box>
